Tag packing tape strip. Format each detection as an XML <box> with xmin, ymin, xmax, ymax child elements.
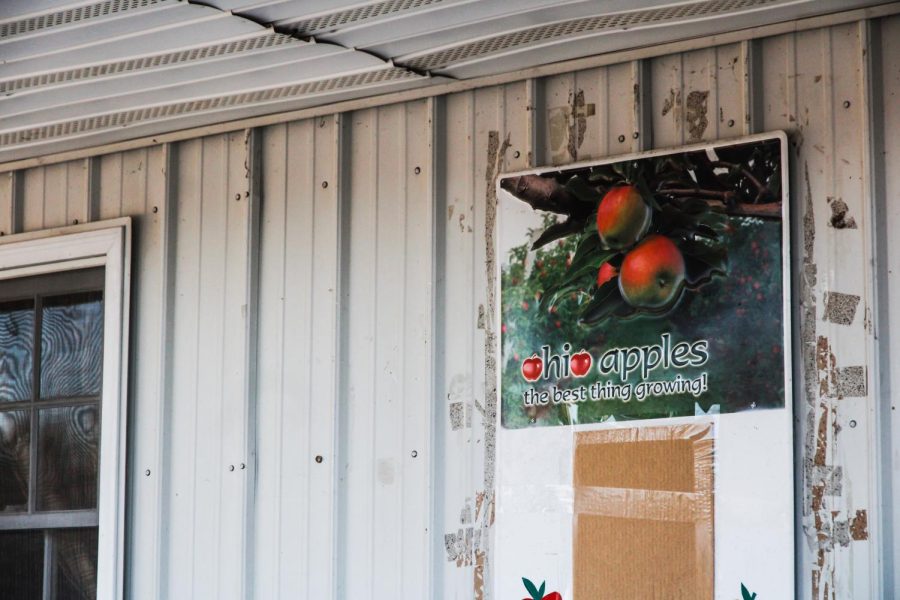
<box><xmin>574</xmin><ymin>486</ymin><xmax>700</xmax><ymax>523</ymax></box>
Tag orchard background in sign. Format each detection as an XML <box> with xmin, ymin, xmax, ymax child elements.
<box><xmin>499</xmin><ymin>137</ymin><xmax>786</xmax><ymax>429</ymax></box>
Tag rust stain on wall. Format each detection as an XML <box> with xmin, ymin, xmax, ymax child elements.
<box><xmin>849</xmin><ymin>510</ymin><xmax>868</xmax><ymax>541</ymax></box>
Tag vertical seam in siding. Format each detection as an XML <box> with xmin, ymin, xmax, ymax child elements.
<box><xmin>189</xmin><ymin>139</ymin><xmax>204</xmax><ymax>600</ymax></box>
<box><xmin>243</xmin><ymin>127</ymin><xmax>263</xmax><ymax>600</ymax></box>
<box><xmin>634</xmin><ymin>59</ymin><xmax>653</xmax><ymax>151</ymax></box>
<box><xmin>153</xmin><ymin>141</ymin><xmax>177</xmax><ymax>600</ymax></box>
<box><xmin>860</xmin><ymin>17</ymin><xmax>890</xmax><ymax>596</ymax></box>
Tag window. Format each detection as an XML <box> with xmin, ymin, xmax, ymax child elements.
<box><xmin>0</xmin><ymin>222</ymin><xmax>130</xmax><ymax>600</ymax></box>
<box><xmin>0</xmin><ymin>269</ymin><xmax>104</xmax><ymax>599</ymax></box>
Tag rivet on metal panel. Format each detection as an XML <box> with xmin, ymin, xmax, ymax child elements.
<box><xmin>415</xmin><ymin>166</ymin><xmax>421</xmax><ymax>175</ymax></box>
<box><xmin>228</xmin><ymin>465</ymin><xmax>235</xmax><ymax>472</ymax></box>
<box><xmin>144</xmin><ymin>469</ymin><xmax>151</xmax><ymax>477</ymax></box>
<box><xmin>728</xmin><ymin>119</ymin><xmax>735</xmax><ymax>128</ymax></box>
<box><xmin>632</xmin><ymin>132</ymin><xmax>639</xmax><ymax>139</ymax></box>
<box><xmin>618</xmin><ymin>134</ymin><xmax>626</xmax><ymax>143</ymax></box>
<box><xmin>849</xmin><ymin>420</ymin><xmax>857</xmax><ymax>428</ymax></box>
<box><xmin>514</xmin><ymin>150</ymin><xmax>521</xmax><ymax>159</ymax></box>
<box><xmin>411</xmin><ymin>450</ymin><xmax>418</xmax><ymax>458</ymax></box>
<box><xmin>240</xmin><ymin>463</ymin><xmax>246</xmax><ymax>470</ymax></box>
<box><xmin>72</xmin><ymin>219</ymin><xmax>78</xmax><ymax>225</ymax></box>
<box><xmin>235</xmin><ymin>193</ymin><xmax>241</xmax><ymax>201</ymax></box>
<box><xmin>321</xmin><ymin>181</ymin><xmax>328</xmax><ymax>189</ymax></box>
<box><xmin>152</xmin><ymin>206</ymin><xmax>158</xmax><ymax>213</ymax></box>
<box><xmin>315</xmin><ymin>455</ymin><xmax>324</xmax><ymax>463</ymax></box>
<box><xmin>843</xmin><ymin>100</ymin><xmax>851</xmax><ymax>109</ymax></box>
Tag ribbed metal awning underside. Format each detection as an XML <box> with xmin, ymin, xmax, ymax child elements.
<box><xmin>0</xmin><ymin>0</ymin><xmax>889</xmax><ymax>162</ymax></box>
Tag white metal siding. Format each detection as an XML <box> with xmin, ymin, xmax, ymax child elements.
<box><xmin>1</xmin><ymin>14</ymin><xmax>898</xmax><ymax>600</ymax></box>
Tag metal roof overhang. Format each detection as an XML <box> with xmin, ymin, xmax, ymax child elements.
<box><xmin>0</xmin><ymin>0</ymin><xmax>895</xmax><ymax>164</ymax></box>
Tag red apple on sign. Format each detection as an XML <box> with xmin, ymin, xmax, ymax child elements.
<box><xmin>521</xmin><ymin>355</ymin><xmax>543</xmax><ymax>382</ymax></box>
<box><xmin>570</xmin><ymin>350</ymin><xmax>592</xmax><ymax>377</ymax></box>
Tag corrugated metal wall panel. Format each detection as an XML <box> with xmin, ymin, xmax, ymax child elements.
<box><xmin>3</xmin><ymin>15</ymin><xmax>898</xmax><ymax>599</ymax></box>
<box><xmin>336</xmin><ymin>99</ymin><xmax>435</xmax><ymax>598</ymax></box>
<box><xmin>254</xmin><ymin>116</ymin><xmax>341</xmax><ymax>598</ymax></box>
<box><xmin>758</xmin><ymin>23</ymin><xmax>881</xmax><ymax>598</ymax></box>
<box><xmin>161</xmin><ymin>132</ymin><xmax>255</xmax><ymax>600</ymax></box>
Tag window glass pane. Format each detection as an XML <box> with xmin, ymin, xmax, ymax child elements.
<box><xmin>0</xmin><ymin>410</ymin><xmax>30</xmax><ymax>513</ymax></box>
<box><xmin>37</xmin><ymin>405</ymin><xmax>99</xmax><ymax>512</ymax></box>
<box><xmin>41</xmin><ymin>292</ymin><xmax>103</xmax><ymax>400</ymax></box>
<box><xmin>0</xmin><ymin>529</ymin><xmax>44</xmax><ymax>599</ymax></box>
<box><xmin>54</xmin><ymin>527</ymin><xmax>98</xmax><ymax>600</ymax></box>
<box><xmin>0</xmin><ymin>299</ymin><xmax>34</xmax><ymax>403</ymax></box>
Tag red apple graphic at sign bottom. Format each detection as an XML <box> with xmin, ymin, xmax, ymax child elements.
<box><xmin>522</xmin><ymin>578</ymin><xmax>562</xmax><ymax>600</ymax></box>
<box><xmin>521</xmin><ymin>355</ymin><xmax>543</xmax><ymax>382</ymax></box>
<box><xmin>569</xmin><ymin>350</ymin><xmax>592</xmax><ymax>377</ymax></box>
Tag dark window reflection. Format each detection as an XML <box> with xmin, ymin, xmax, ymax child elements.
<box><xmin>0</xmin><ymin>300</ymin><xmax>34</xmax><ymax>403</ymax></box>
<box><xmin>0</xmin><ymin>529</ymin><xmax>43</xmax><ymax>599</ymax></box>
<box><xmin>0</xmin><ymin>410</ymin><xmax>30</xmax><ymax>513</ymax></box>
<box><xmin>37</xmin><ymin>405</ymin><xmax>99</xmax><ymax>512</ymax></box>
<box><xmin>54</xmin><ymin>528</ymin><xmax>98</xmax><ymax>600</ymax></box>
<box><xmin>41</xmin><ymin>292</ymin><xmax>103</xmax><ymax>400</ymax></box>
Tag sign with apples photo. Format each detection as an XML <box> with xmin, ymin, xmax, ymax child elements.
<box><xmin>498</xmin><ymin>134</ymin><xmax>788</xmax><ymax>428</ymax></box>
<box><xmin>494</xmin><ymin>133</ymin><xmax>794</xmax><ymax>599</ymax></box>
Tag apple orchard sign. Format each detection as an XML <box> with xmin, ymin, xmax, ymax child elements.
<box><xmin>498</xmin><ymin>134</ymin><xmax>790</xmax><ymax>428</ymax></box>
<box><xmin>494</xmin><ymin>133</ymin><xmax>795</xmax><ymax>600</ymax></box>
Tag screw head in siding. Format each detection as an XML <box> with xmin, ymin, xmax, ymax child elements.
<box><xmin>411</xmin><ymin>450</ymin><xmax>418</xmax><ymax>458</ymax></box>
<box><xmin>240</xmin><ymin>463</ymin><xmax>246</xmax><ymax>470</ymax></box>
<box><xmin>728</xmin><ymin>119</ymin><xmax>735</xmax><ymax>128</ymax></box>
<box><xmin>235</xmin><ymin>193</ymin><xmax>242</xmax><ymax>201</ymax></box>
<box><xmin>513</xmin><ymin>150</ymin><xmax>521</xmax><ymax>159</ymax></box>
<box><xmin>145</xmin><ymin>469</ymin><xmax>151</xmax><ymax>477</ymax></box>
<box><xmin>618</xmin><ymin>134</ymin><xmax>626</xmax><ymax>143</ymax></box>
<box><xmin>414</xmin><ymin>166</ymin><xmax>421</xmax><ymax>175</ymax></box>
<box><xmin>152</xmin><ymin>206</ymin><xmax>158</xmax><ymax>213</ymax></box>
<box><xmin>632</xmin><ymin>132</ymin><xmax>639</xmax><ymax>139</ymax></box>
<box><xmin>849</xmin><ymin>419</ymin><xmax>857</xmax><ymax>428</ymax></box>
<box><xmin>228</xmin><ymin>465</ymin><xmax>235</xmax><ymax>471</ymax></box>
<box><xmin>843</xmin><ymin>100</ymin><xmax>851</xmax><ymax>109</ymax></box>
<box><xmin>315</xmin><ymin>455</ymin><xmax>324</xmax><ymax>463</ymax></box>
<box><xmin>321</xmin><ymin>181</ymin><xmax>328</xmax><ymax>189</ymax></box>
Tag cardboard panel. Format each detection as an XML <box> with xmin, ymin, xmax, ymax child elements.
<box><xmin>573</xmin><ymin>425</ymin><xmax>713</xmax><ymax>600</ymax></box>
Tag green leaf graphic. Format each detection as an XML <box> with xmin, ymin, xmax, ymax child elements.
<box><xmin>523</xmin><ymin>577</ymin><xmax>539</xmax><ymax>599</ymax></box>
<box><xmin>741</xmin><ymin>583</ymin><xmax>757</xmax><ymax>600</ymax></box>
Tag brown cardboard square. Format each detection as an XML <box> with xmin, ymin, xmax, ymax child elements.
<box><xmin>573</xmin><ymin>424</ymin><xmax>714</xmax><ymax>600</ymax></box>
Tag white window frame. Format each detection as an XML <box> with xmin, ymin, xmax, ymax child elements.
<box><xmin>0</xmin><ymin>218</ymin><xmax>131</xmax><ymax>599</ymax></box>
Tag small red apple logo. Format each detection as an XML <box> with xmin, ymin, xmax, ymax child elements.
<box><xmin>522</xmin><ymin>577</ymin><xmax>562</xmax><ymax>600</ymax></box>
<box><xmin>570</xmin><ymin>350</ymin><xmax>592</xmax><ymax>377</ymax></box>
<box><xmin>521</xmin><ymin>355</ymin><xmax>543</xmax><ymax>382</ymax></box>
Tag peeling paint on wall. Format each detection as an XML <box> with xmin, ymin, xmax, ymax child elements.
<box><xmin>822</xmin><ymin>291</ymin><xmax>860</xmax><ymax>326</ymax></box>
<box><xmin>685</xmin><ymin>90</ymin><xmax>710</xmax><ymax>141</ymax></box>
<box><xmin>661</xmin><ymin>88</ymin><xmax>682</xmax><ymax>119</ymax></box>
<box><xmin>474</xmin><ymin>130</ymin><xmax>509</xmax><ymax>600</ymax></box>
<box><xmin>827</xmin><ymin>197</ymin><xmax>857</xmax><ymax>229</ymax></box>
<box><xmin>547</xmin><ymin>90</ymin><xmax>594</xmax><ymax>164</ymax></box>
